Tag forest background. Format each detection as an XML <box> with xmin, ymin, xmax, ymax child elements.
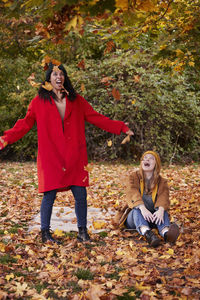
<box><xmin>0</xmin><ymin>0</ymin><xmax>200</xmax><ymax>164</ymax></box>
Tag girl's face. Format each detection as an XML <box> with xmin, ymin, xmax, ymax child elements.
<box><xmin>141</xmin><ymin>154</ymin><xmax>156</xmax><ymax>172</ymax></box>
<box><xmin>50</xmin><ymin>69</ymin><xmax>65</xmax><ymax>91</ymax></box>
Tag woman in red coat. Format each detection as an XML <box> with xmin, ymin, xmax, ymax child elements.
<box><xmin>0</xmin><ymin>62</ymin><xmax>133</xmax><ymax>244</ymax></box>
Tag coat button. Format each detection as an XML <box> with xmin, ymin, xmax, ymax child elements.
<box><xmin>62</xmin><ymin>167</ymin><xmax>66</xmax><ymax>172</ymax></box>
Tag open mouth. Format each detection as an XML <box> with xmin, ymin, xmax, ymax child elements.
<box><xmin>56</xmin><ymin>80</ymin><xmax>62</xmax><ymax>84</ymax></box>
<box><xmin>144</xmin><ymin>162</ymin><xmax>150</xmax><ymax>167</ymax></box>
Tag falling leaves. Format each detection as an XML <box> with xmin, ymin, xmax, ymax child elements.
<box><xmin>121</xmin><ymin>134</ymin><xmax>130</xmax><ymax>144</ymax></box>
<box><xmin>42</xmin><ymin>81</ymin><xmax>53</xmax><ymax>91</ymax></box>
<box><xmin>112</xmin><ymin>87</ymin><xmax>121</xmax><ymax>100</ymax></box>
<box><xmin>27</xmin><ymin>73</ymin><xmax>40</xmax><ymax>87</ymax></box>
<box><xmin>107</xmin><ymin>140</ymin><xmax>112</xmax><ymax>147</ymax></box>
<box><xmin>0</xmin><ymin>161</ymin><xmax>199</xmax><ymax>298</ymax></box>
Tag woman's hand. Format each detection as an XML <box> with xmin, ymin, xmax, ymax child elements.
<box><xmin>124</xmin><ymin>122</ymin><xmax>134</xmax><ymax>136</ymax></box>
<box><xmin>0</xmin><ymin>136</ymin><xmax>8</xmax><ymax>150</ymax></box>
<box><xmin>126</xmin><ymin>129</ymin><xmax>134</xmax><ymax>136</ymax></box>
<box><xmin>139</xmin><ymin>205</ymin><xmax>154</xmax><ymax>222</ymax></box>
<box><xmin>152</xmin><ymin>207</ymin><xmax>164</xmax><ymax>225</ymax></box>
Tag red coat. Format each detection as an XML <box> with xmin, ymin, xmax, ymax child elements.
<box><xmin>4</xmin><ymin>94</ymin><xmax>129</xmax><ymax>193</ymax></box>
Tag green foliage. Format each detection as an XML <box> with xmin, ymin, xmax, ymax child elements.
<box><xmin>70</xmin><ymin>49</ymin><xmax>200</xmax><ymax>163</ymax></box>
<box><xmin>0</xmin><ymin>56</ymin><xmax>38</xmax><ymax>160</ymax></box>
<box><xmin>74</xmin><ymin>268</ymin><xmax>94</xmax><ymax>280</ymax></box>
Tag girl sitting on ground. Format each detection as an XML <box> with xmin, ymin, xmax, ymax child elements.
<box><xmin>114</xmin><ymin>150</ymin><xmax>180</xmax><ymax>247</ymax></box>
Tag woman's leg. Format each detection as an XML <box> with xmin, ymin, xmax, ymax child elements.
<box><xmin>40</xmin><ymin>190</ymin><xmax>57</xmax><ymax>230</ymax></box>
<box><xmin>156</xmin><ymin>211</ymin><xmax>179</xmax><ymax>243</ymax></box>
<box><xmin>126</xmin><ymin>208</ymin><xmax>150</xmax><ymax>234</ymax></box>
<box><xmin>70</xmin><ymin>186</ymin><xmax>89</xmax><ymax>242</ymax></box>
<box><xmin>156</xmin><ymin>211</ymin><xmax>171</xmax><ymax>237</ymax></box>
<box><xmin>70</xmin><ymin>186</ymin><xmax>87</xmax><ymax>227</ymax></box>
<box><xmin>126</xmin><ymin>208</ymin><xmax>160</xmax><ymax>247</ymax></box>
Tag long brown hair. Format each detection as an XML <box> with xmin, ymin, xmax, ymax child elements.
<box><xmin>139</xmin><ymin>151</ymin><xmax>161</xmax><ymax>194</ymax></box>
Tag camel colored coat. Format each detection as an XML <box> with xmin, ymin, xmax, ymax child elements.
<box><xmin>113</xmin><ymin>171</ymin><xmax>170</xmax><ymax>227</ymax></box>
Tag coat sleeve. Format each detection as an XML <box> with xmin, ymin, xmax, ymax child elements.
<box><xmin>154</xmin><ymin>177</ymin><xmax>170</xmax><ymax>210</ymax></box>
<box><xmin>3</xmin><ymin>100</ymin><xmax>36</xmax><ymax>144</ymax></box>
<box><xmin>125</xmin><ymin>172</ymin><xmax>143</xmax><ymax>208</ymax></box>
<box><xmin>80</xmin><ymin>96</ymin><xmax>129</xmax><ymax>135</ymax></box>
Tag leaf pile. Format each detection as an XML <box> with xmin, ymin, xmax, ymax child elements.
<box><xmin>0</xmin><ymin>161</ymin><xmax>199</xmax><ymax>299</ymax></box>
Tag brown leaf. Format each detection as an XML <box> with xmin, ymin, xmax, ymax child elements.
<box><xmin>112</xmin><ymin>87</ymin><xmax>121</xmax><ymax>100</ymax></box>
<box><xmin>77</xmin><ymin>59</ymin><xmax>85</xmax><ymax>69</ymax></box>
<box><xmin>134</xmin><ymin>75</ymin><xmax>140</xmax><ymax>83</ymax></box>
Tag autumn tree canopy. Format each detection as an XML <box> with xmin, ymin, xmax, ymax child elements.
<box><xmin>1</xmin><ymin>0</ymin><xmax>200</xmax><ymax>71</ymax></box>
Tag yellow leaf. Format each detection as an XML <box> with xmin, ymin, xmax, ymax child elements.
<box><xmin>114</xmin><ymin>199</ymin><xmax>119</xmax><ymax>207</ymax></box>
<box><xmin>107</xmin><ymin>140</ymin><xmax>112</xmax><ymax>147</ymax></box>
<box><xmin>65</xmin><ymin>16</ymin><xmax>78</xmax><ymax>31</ymax></box>
<box><xmin>160</xmin><ymin>44</ymin><xmax>167</xmax><ymax>50</ymax></box>
<box><xmin>166</xmin><ymin>248</ymin><xmax>174</xmax><ymax>255</ymax></box>
<box><xmin>121</xmin><ymin>135</ymin><xmax>130</xmax><ymax>144</ymax></box>
<box><xmin>84</xmin><ymin>164</ymin><xmax>93</xmax><ymax>172</ymax></box>
<box><xmin>188</xmin><ymin>61</ymin><xmax>194</xmax><ymax>67</ymax></box>
<box><xmin>6</xmin><ymin>273</ymin><xmax>14</xmax><ymax>281</ymax></box>
<box><xmin>115</xmin><ymin>0</ymin><xmax>128</xmax><ymax>11</ymax></box>
<box><xmin>53</xmin><ymin>66</ymin><xmax>60</xmax><ymax>72</ymax></box>
<box><xmin>0</xmin><ymin>243</ymin><xmax>6</xmax><ymax>252</ymax></box>
<box><xmin>42</xmin><ymin>81</ymin><xmax>53</xmax><ymax>91</ymax></box>
<box><xmin>116</xmin><ymin>249</ymin><xmax>124</xmax><ymax>256</ymax></box>
<box><xmin>14</xmin><ymin>255</ymin><xmax>21</xmax><ymax>260</ymax></box>
<box><xmin>46</xmin><ymin>264</ymin><xmax>54</xmax><ymax>271</ymax></box>
<box><xmin>131</xmin><ymin>99</ymin><xmax>136</xmax><ymax>105</ymax></box>
<box><xmin>54</xmin><ymin>229</ymin><xmax>64</xmax><ymax>237</ymax></box>
<box><xmin>175</xmin><ymin>49</ymin><xmax>184</xmax><ymax>56</ymax></box>
<box><xmin>92</xmin><ymin>220</ymin><xmax>106</xmax><ymax>229</ymax></box>
<box><xmin>141</xmin><ymin>247</ymin><xmax>148</xmax><ymax>253</ymax></box>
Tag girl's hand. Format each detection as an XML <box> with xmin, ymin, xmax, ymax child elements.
<box><xmin>139</xmin><ymin>205</ymin><xmax>154</xmax><ymax>222</ymax></box>
<box><xmin>0</xmin><ymin>136</ymin><xmax>8</xmax><ymax>150</ymax></box>
<box><xmin>153</xmin><ymin>207</ymin><xmax>164</xmax><ymax>225</ymax></box>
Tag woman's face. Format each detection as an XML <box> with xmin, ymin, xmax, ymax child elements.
<box><xmin>50</xmin><ymin>69</ymin><xmax>65</xmax><ymax>92</ymax></box>
<box><xmin>141</xmin><ymin>154</ymin><xmax>156</xmax><ymax>172</ymax></box>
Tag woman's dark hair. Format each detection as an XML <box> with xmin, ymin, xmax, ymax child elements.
<box><xmin>38</xmin><ymin>62</ymin><xmax>77</xmax><ymax>102</ymax></box>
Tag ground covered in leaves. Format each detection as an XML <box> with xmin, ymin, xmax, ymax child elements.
<box><xmin>0</xmin><ymin>161</ymin><xmax>199</xmax><ymax>300</ymax></box>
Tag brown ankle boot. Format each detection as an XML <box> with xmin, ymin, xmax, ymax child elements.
<box><xmin>164</xmin><ymin>224</ymin><xmax>180</xmax><ymax>243</ymax></box>
<box><xmin>145</xmin><ymin>230</ymin><xmax>161</xmax><ymax>247</ymax></box>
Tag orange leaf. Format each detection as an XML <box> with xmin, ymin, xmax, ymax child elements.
<box><xmin>112</xmin><ymin>88</ymin><xmax>121</xmax><ymax>100</ymax></box>
<box><xmin>77</xmin><ymin>59</ymin><xmax>85</xmax><ymax>69</ymax></box>
<box><xmin>81</xmin><ymin>83</ymin><xmax>85</xmax><ymax>92</ymax></box>
<box><xmin>134</xmin><ymin>75</ymin><xmax>140</xmax><ymax>83</ymax></box>
<box><xmin>42</xmin><ymin>81</ymin><xmax>53</xmax><ymax>91</ymax></box>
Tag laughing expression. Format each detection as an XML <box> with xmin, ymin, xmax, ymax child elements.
<box><xmin>50</xmin><ymin>69</ymin><xmax>65</xmax><ymax>92</ymax></box>
<box><xmin>141</xmin><ymin>154</ymin><xmax>156</xmax><ymax>172</ymax></box>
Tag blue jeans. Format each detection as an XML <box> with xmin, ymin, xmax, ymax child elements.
<box><xmin>40</xmin><ymin>186</ymin><xmax>87</xmax><ymax>230</ymax></box>
<box><xmin>125</xmin><ymin>207</ymin><xmax>171</xmax><ymax>237</ymax></box>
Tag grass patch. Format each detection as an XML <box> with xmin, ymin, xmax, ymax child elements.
<box><xmin>117</xmin><ymin>287</ymin><xmax>142</xmax><ymax>299</ymax></box>
<box><xmin>8</xmin><ymin>224</ymin><xmax>22</xmax><ymax>234</ymax></box>
<box><xmin>97</xmin><ymin>231</ymin><xmax>108</xmax><ymax>238</ymax></box>
<box><xmin>35</xmin><ymin>282</ymin><xmax>49</xmax><ymax>293</ymax></box>
<box><xmin>64</xmin><ymin>231</ymin><xmax>77</xmax><ymax>238</ymax></box>
<box><xmin>67</xmin><ymin>281</ymin><xmax>82</xmax><ymax>293</ymax></box>
<box><xmin>74</xmin><ymin>268</ymin><xmax>94</xmax><ymax>280</ymax></box>
<box><xmin>0</xmin><ymin>254</ymin><xmax>17</xmax><ymax>265</ymax></box>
